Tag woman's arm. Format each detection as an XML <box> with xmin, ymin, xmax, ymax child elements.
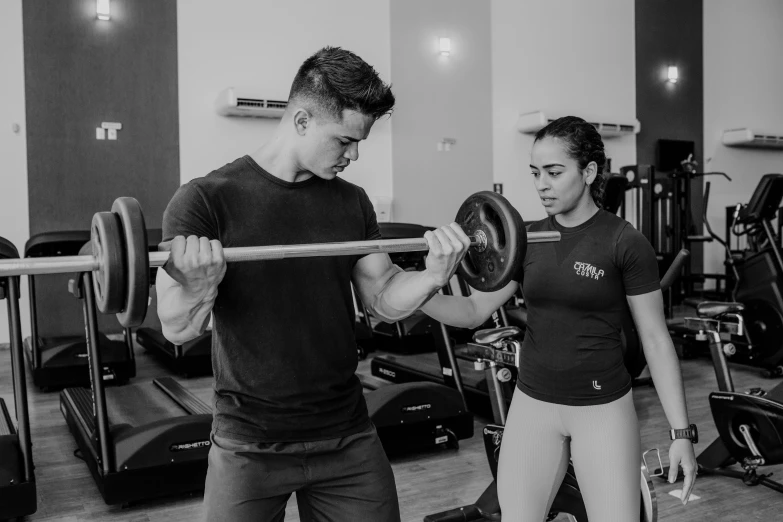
<box><xmin>421</xmin><ymin>280</ymin><xmax>519</xmax><ymax>329</ymax></box>
<box><xmin>627</xmin><ymin>290</ymin><xmax>697</xmax><ymax>503</ymax></box>
<box><xmin>627</xmin><ymin>291</ymin><xmax>689</xmax><ymax>427</ymax></box>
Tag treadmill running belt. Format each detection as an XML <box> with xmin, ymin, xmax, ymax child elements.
<box><xmin>106</xmin><ymin>382</ymin><xmax>189</xmax><ymax>427</ymax></box>
<box><xmin>383</xmin><ymin>352</ymin><xmax>489</xmax><ymax>392</ymax></box>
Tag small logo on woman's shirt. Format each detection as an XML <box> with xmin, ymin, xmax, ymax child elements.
<box><xmin>574</xmin><ymin>261</ymin><xmax>605</xmax><ymax>280</ymax></box>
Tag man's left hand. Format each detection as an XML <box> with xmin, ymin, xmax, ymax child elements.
<box><xmin>422</xmin><ymin>223</ymin><xmax>472</xmax><ymax>288</ymax></box>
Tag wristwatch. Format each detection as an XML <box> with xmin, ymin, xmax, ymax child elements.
<box><xmin>670</xmin><ymin>424</ymin><xmax>698</xmax><ymax>444</ymax></box>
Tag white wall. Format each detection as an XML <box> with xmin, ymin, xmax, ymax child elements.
<box><xmin>491</xmin><ymin>0</ymin><xmax>637</xmax><ymax>223</ymax></box>
<box><xmin>0</xmin><ymin>0</ymin><xmax>30</xmax><ymax>345</ymax></box>
<box><xmin>390</xmin><ymin>0</ymin><xmax>493</xmax><ymax>226</ymax></box>
<box><xmin>177</xmin><ymin>0</ymin><xmax>392</xmax><ymax>203</ymax></box>
<box><xmin>703</xmin><ymin>0</ymin><xmax>783</xmax><ymax>275</ymax></box>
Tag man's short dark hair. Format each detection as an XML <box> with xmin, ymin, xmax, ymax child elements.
<box><xmin>289</xmin><ymin>47</ymin><xmax>395</xmax><ymax>121</ymax></box>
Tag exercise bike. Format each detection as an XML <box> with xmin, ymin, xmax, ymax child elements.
<box><xmin>668</xmin><ymin>174</ymin><xmax>783</xmax><ymax>378</ymax></box>
<box><xmin>666</xmin><ymin>304</ymin><xmax>783</xmax><ymax>494</ymax></box>
<box><xmin>423</xmin><ymin>251</ymin><xmax>691</xmax><ymax>521</ymax></box>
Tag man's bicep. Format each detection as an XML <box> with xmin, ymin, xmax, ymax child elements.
<box><xmin>352</xmin><ymin>253</ymin><xmax>401</xmax><ymax>306</ymax></box>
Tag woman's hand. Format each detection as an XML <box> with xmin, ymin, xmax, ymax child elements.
<box><xmin>667</xmin><ymin>439</ymin><xmax>698</xmax><ymax>505</ymax></box>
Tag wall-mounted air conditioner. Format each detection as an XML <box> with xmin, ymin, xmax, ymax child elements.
<box><xmin>215</xmin><ymin>87</ymin><xmax>288</xmax><ymax>118</ymax></box>
<box><xmin>516</xmin><ymin>111</ymin><xmax>641</xmax><ymax>138</ymax></box>
<box><xmin>722</xmin><ymin>128</ymin><xmax>783</xmax><ymax>149</ymax></box>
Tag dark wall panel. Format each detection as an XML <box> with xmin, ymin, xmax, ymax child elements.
<box><xmin>24</xmin><ymin>0</ymin><xmax>179</xmax><ymax>233</ymax></box>
<box><xmin>23</xmin><ymin>0</ymin><xmax>178</xmax><ymax>334</ymax></box>
<box><xmin>635</xmin><ymin>0</ymin><xmax>704</xmax><ymax>273</ymax></box>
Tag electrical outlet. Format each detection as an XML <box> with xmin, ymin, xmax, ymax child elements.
<box><xmin>493</xmin><ymin>183</ymin><xmax>503</xmax><ymax>194</ymax></box>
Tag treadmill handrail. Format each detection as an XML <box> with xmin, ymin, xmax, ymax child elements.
<box><xmin>7</xmin><ymin>269</ymin><xmax>34</xmax><ymax>482</ymax></box>
<box><xmin>82</xmin><ymin>272</ymin><xmax>114</xmax><ymax>474</ymax></box>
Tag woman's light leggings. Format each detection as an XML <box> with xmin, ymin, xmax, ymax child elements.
<box><xmin>497</xmin><ymin>387</ymin><xmax>641</xmax><ymax>522</ymax></box>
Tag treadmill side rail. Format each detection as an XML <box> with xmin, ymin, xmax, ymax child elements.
<box><xmin>154</xmin><ymin>377</ymin><xmax>212</xmax><ymax>415</ymax></box>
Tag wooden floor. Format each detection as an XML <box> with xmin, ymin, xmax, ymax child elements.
<box><xmin>2</xmin><ymin>336</ymin><xmax>783</xmax><ymax>521</ymax></box>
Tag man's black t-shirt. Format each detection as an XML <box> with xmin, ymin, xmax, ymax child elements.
<box><xmin>517</xmin><ymin>209</ymin><xmax>660</xmax><ymax>405</ymax></box>
<box><xmin>163</xmin><ymin>156</ymin><xmax>381</xmax><ymax>442</ymax></box>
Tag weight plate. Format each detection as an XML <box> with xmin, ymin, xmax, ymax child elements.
<box><xmin>455</xmin><ymin>191</ymin><xmax>526</xmax><ymax>292</ymax></box>
<box><xmin>111</xmin><ymin>197</ymin><xmax>150</xmax><ymax>328</ymax></box>
<box><xmin>90</xmin><ymin>212</ymin><xmax>126</xmax><ymax>314</ymax></box>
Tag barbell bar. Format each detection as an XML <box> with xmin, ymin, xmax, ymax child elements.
<box><xmin>0</xmin><ymin>191</ymin><xmax>561</xmax><ymax>327</ymax></box>
<box><xmin>0</xmin><ymin>231</ymin><xmax>560</xmax><ymax>278</ymax></box>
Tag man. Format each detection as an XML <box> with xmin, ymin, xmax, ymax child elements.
<box><xmin>157</xmin><ymin>47</ymin><xmax>471</xmax><ymax>522</ymax></box>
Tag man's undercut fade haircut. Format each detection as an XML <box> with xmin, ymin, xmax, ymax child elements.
<box><xmin>534</xmin><ymin>116</ymin><xmax>608</xmax><ymax>208</ymax></box>
<box><xmin>289</xmin><ymin>46</ymin><xmax>395</xmax><ymax>121</ymax></box>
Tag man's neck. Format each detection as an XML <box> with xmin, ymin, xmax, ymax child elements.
<box><xmin>250</xmin><ymin>135</ymin><xmax>313</xmax><ymax>183</ymax></box>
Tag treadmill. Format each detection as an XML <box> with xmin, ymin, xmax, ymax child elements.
<box><xmin>24</xmin><ymin>231</ymin><xmax>135</xmax><ymax>389</ymax></box>
<box><xmin>135</xmin><ymin>229</ymin><xmax>214</xmax><ymax>377</ymax></box>
<box><xmin>0</xmin><ymin>237</ymin><xmax>37</xmax><ymax>519</ymax></box>
<box><xmin>60</xmin><ymin>251</ymin><xmax>213</xmax><ymax>505</ymax></box>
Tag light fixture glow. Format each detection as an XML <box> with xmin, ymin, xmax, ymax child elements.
<box><xmin>439</xmin><ymin>37</ymin><xmax>451</xmax><ymax>57</ymax></box>
<box><xmin>667</xmin><ymin>65</ymin><xmax>679</xmax><ymax>83</ymax></box>
<box><xmin>97</xmin><ymin>0</ymin><xmax>110</xmax><ymax>21</ymax></box>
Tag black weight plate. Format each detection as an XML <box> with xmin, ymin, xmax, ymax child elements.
<box><xmin>455</xmin><ymin>191</ymin><xmax>526</xmax><ymax>292</ymax></box>
<box><xmin>111</xmin><ymin>197</ymin><xmax>149</xmax><ymax>328</ymax></box>
<box><xmin>90</xmin><ymin>212</ymin><xmax>126</xmax><ymax>314</ymax></box>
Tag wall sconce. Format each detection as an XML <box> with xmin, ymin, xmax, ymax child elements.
<box><xmin>667</xmin><ymin>65</ymin><xmax>679</xmax><ymax>83</ymax></box>
<box><xmin>97</xmin><ymin>0</ymin><xmax>110</xmax><ymax>21</ymax></box>
<box><xmin>439</xmin><ymin>37</ymin><xmax>451</xmax><ymax>57</ymax></box>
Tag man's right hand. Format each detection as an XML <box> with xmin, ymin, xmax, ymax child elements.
<box><xmin>160</xmin><ymin>235</ymin><xmax>227</xmax><ymax>298</ymax></box>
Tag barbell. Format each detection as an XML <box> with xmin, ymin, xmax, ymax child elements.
<box><xmin>0</xmin><ymin>191</ymin><xmax>560</xmax><ymax>328</ymax></box>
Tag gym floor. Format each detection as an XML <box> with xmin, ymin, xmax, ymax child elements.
<box><xmin>1</xmin><ymin>329</ymin><xmax>781</xmax><ymax>522</ymax></box>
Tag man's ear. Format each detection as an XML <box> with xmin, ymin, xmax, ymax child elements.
<box><xmin>293</xmin><ymin>108</ymin><xmax>311</xmax><ymax>136</ymax></box>
<box><xmin>583</xmin><ymin>161</ymin><xmax>598</xmax><ymax>186</ymax></box>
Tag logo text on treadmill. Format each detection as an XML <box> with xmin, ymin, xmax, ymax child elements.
<box><xmin>378</xmin><ymin>367</ymin><xmax>396</xmax><ymax>378</ymax></box>
<box><xmin>170</xmin><ymin>440</ymin><xmax>211</xmax><ymax>452</ymax></box>
<box><xmin>402</xmin><ymin>403</ymin><xmax>431</xmax><ymax>413</ymax></box>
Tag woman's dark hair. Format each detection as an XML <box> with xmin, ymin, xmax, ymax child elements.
<box><xmin>534</xmin><ymin>116</ymin><xmax>607</xmax><ymax>207</ymax></box>
<box><xmin>289</xmin><ymin>46</ymin><xmax>395</xmax><ymax>121</ymax></box>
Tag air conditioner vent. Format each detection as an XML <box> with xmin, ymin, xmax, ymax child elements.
<box><xmin>236</xmin><ymin>99</ymin><xmax>264</xmax><ymax>108</ymax></box>
<box><xmin>516</xmin><ymin>111</ymin><xmax>640</xmax><ymax>138</ymax></box>
<box><xmin>215</xmin><ymin>88</ymin><xmax>288</xmax><ymax>119</ymax></box>
<box><xmin>722</xmin><ymin>128</ymin><xmax>783</xmax><ymax>149</ymax></box>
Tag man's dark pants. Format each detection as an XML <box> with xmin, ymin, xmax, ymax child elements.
<box><xmin>202</xmin><ymin>424</ymin><xmax>401</xmax><ymax>521</ymax></box>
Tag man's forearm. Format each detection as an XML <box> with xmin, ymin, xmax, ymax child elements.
<box><xmin>371</xmin><ymin>269</ymin><xmax>443</xmax><ymax>322</ymax></box>
<box><xmin>158</xmin><ymin>284</ymin><xmax>217</xmax><ymax>344</ymax></box>
<box><xmin>421</xmin><ymin>294</ymin><xmax>482</xmax><ymax>329</ymax></box>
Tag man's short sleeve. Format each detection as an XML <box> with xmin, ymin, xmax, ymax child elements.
<box><xmin>617</xmin><ymin>224</ymin><xmax>660</xmax><ymax>296</ymax></box>
<box><xmin>162</xmin><ymin>182</ymin><xmax>218</xmax><ymax>242</ymax></box>
<box><xmin>357</xmin><ymin>187</ymin><xmax>382</xmax><ymax>241</ymax></box>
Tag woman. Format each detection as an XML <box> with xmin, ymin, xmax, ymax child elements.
<box><xmin>423</xmin><ymin>116</ymin><xmax>697</xmax><ymax>521</ymax></box>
